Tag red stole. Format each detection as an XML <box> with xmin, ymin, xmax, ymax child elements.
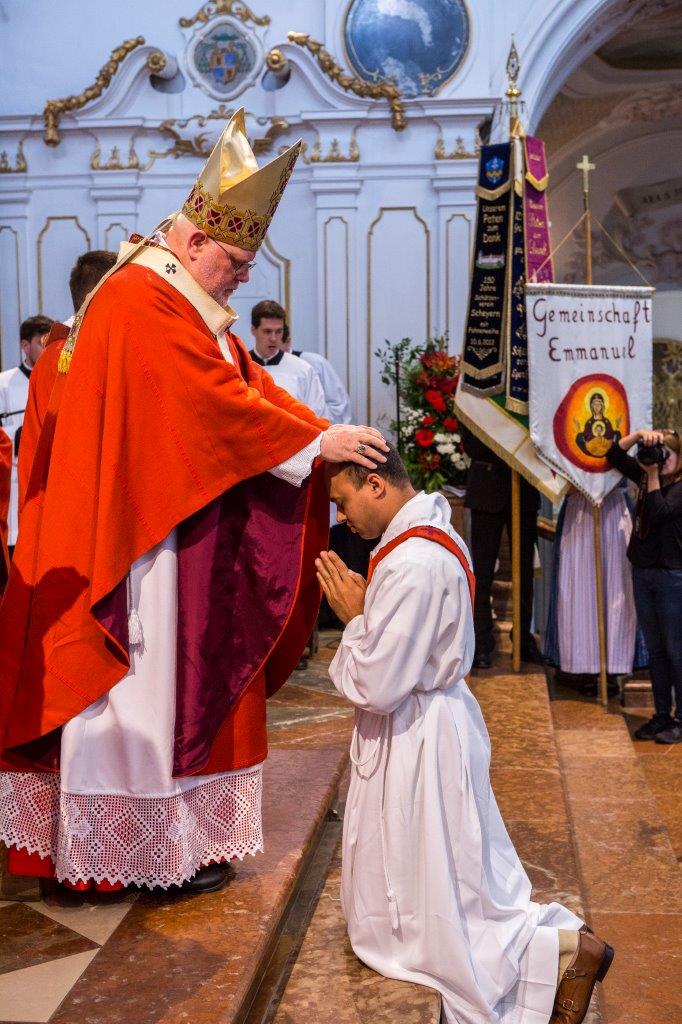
<box><xmin>368</xmin><ymin>525</ymin><xmax>475</xmax><ymax>608</ymax></box>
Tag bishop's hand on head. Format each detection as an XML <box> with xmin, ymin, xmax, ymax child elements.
<box><xmin>320</xmin><ymin>423</ymin><xmax>389</xmax><ymax>468</ymax></box>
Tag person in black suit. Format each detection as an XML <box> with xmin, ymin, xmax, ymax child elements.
<box><xmin>463</xmin><ymin>430</ymin><xmax>543</xmax><ymax>668</ymax></box>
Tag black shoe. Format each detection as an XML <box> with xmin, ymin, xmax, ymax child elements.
<box><xmin>178</xmin><ymin>863</ymin><xmax>231</xmax><ymax>895</ymax></box>
<box><xmin>654</xmin><ymin>719</ymin><xmax>682</xmax><ymax>745</ymax></box>
<box><xmin>521</xmin><ymin>637</ymin><xmax>545</xmax><ymax>665</ymax></box>
<box><xmin>295</xmin><ymin>657</ymin><xmax>309</xmax><ymax>671</ymax></box>
<box><xmin>633</xmin><ymin>713</ymin><xmax>675</xmax><ymax>741</ymax></box>
<box><xmin>472</xmin><ymin>651</ymin><xmax>492</xmax><ymax>670</ymax></box>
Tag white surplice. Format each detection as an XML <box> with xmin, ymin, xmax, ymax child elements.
<box><xmin>257</xmin><ymin>350</ymin><xmax>329</xmax><ymax>419</ymax></box>
<box><xmin>298</xmin><ymin>351</ymin><xmax>351</xmax><ymax>425</ymax></box>
<box><xmin>330</xmin><ymin>492</ymin><xmax>582</xmax><ymax>1024</ymax></box>
<box><xmin>0</xmin><ymin>258</ymin><xmax>322</xmax><ymax>889</ymax></box>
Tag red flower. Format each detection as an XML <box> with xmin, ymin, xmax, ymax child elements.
<box><xmin>443</xmin><ymin>416</ymin><xmax>459</xmax><ymax>432</ymax></box>
<box><xmin>425</xmin><ymin>389</ymin><xmax>446</xmax><ymax>413</ymax></box>
<box><xmin>422</xmin><ymin>414</ymin><xmax>435</xmax><ymax>426</ymax></box>
<box><xmin>415</xmin><ymin>429</ymin><xmax>435</xmax><ymax>448</ymax></box>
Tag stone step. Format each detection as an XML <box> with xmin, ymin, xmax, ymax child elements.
<box><xmin>42</xmin><ymin>744</ymin><xmax>350</xmax><ymax>1024</ymax></box>
<box><xmin>470</xmin><ymin>658</ymin><xmax>603</xmax><ymax>1023</ymax></box>
<box><xmin>550</xmin><ymin>695</ymin><xmax>682</xmax><ymax>1023</ymax></box>
<box><xmin>272</xmin><ymin>652</ymin><xmax>603</xmax><ymax>1024</ymax></box>
<box><xmin>271</xmin><ymin>840</ymin><xmax>441</xmax><ymax>1024</ymax></box>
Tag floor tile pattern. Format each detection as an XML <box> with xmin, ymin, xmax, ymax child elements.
<box><xmin>551</xmin><ymin>685</ymin><xmax>682</xmax><ymax>1024</ymax></box>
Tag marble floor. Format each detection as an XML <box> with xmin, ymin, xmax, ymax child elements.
<box><xmin>549</xmin><ymin>681</ymin><xmax>682</xmax><ymax>1024</ymax></box>
<box><xmin>1</xmin><ymin>631</ymin><xmax>679</xmax><ymax>1023</ymax></box>
<box><xmin>0</xmin><ymin>634</ymin><xmax>352</xmax><ymax>1024</ymax></box>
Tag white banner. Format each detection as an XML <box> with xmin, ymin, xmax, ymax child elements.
<box><xmin>526</xmin><ymin>283</ymin><xmax>654</xmax><ymax>506</ymax></box>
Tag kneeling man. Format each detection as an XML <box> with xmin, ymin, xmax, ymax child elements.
<box><xmin>317</xmin><ymin>449</ymin><xmax>613</xmax><ymax>1024</ymax></box>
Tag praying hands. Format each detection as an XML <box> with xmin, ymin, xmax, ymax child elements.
<box><xmin>315</xmin><ymin>550</ymin><xmax>367</xmax><ymax>624</ymax></box>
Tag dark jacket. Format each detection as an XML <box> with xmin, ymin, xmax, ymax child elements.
<box><xmin>606</xmin><ymin>442</ymin><xmax>682</xmax><ymax>570</ymax></box>
<box><xmin>463</xmin><ymin>430</ymin><xmax>540</xmax><ymax>515</ymax></box>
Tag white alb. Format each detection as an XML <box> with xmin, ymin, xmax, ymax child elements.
<box><xmin>330</xmin><ymin>491</ymin><xmax>582</xmax><ymax>1024</ymax></box>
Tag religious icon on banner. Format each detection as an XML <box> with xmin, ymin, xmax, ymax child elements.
<box><xmin>553</xmin><ymin>374</ymin><xmax>628</xmax><ymax>473</ymax></box>
<box><xmin>527</xmin><ymin>283</ymin><xmax>654</xmax><ymax>506</ymax></box>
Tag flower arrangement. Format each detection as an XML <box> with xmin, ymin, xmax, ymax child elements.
<box><xmin>376</xmin><ymin>335</ymin><xmax>470</xmax><ymax>492</ymax></box>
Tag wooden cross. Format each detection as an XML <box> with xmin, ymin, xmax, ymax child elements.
<box><xmin>576</xmin><ymin>154</ymin><xmax>595</xmax><ymax>195</ymax></box>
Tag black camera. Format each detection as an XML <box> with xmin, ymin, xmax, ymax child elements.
<box><xmin>636</xmin><ymin>442</ymin><xmax>667</xmax><ymax>466</ymax></box>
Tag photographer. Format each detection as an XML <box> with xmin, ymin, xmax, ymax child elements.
<box><xmin>607</xmin><ymin>428</ymin><xmax>682</xmax><ymax>743</ymax></box>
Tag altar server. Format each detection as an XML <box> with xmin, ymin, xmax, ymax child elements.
<box><xmin>318</xmin><ymin>448</ymin><xmax>614</xmax><ymax>1024</ymax></box>
<box><xmin>0</xmin><ymin>315</ymin><xmax>52</xmax><ymax>548</ymax></box>
<box><xmin>281</xmin><ymin>324</ymin><xmax>351</xmax><ymax>425</ymax></box>
<box><xmin>249</xmin><ymin>300</ymin><xmax>328</xmax><ymax>419</ymax></box>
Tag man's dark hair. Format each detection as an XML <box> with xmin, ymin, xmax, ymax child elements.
<box><xmin>69</xmin><ymin>250</ymin><xmax>117</xmax><ymax>311</ymax></box>
<box><xmin>251</xmin><ymin>299</ymin><xmax>286</xmax><ymax>328</ymax></box>
<box><xmin>342</xmin><ymin>444</ymin><xmax>412</xmax><ymax>489</ymax></box>
<box><xmin>20</xmin><ymin>315</ymin><xmax>53</xmax><ymax>342</ymax></box>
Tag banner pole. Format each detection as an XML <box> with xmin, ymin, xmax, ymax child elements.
<box><xmin>577</xmin><ymin>153</ymin><xmax>608</xmax><ymax>706</ymax></box>
<box><xmin>511</xmin><ymin>469</ymin><xmax>522</xmax><ymax>673</ymax></box>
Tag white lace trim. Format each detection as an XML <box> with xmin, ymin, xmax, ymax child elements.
<box><xmin>0</xmin><ymin>767</ymin><xmax>263</xmax><ymax>889</ymax></box>
<box><xmin>269</xmin><ymin>434</ymin><xmax>322</xmax><ymax>487</ymax></box>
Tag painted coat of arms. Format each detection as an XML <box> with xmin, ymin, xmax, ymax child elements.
<box><xmin>186</xmin><ymin>18</ymin><xmax>260</xmax><ymax>100</ymax></box>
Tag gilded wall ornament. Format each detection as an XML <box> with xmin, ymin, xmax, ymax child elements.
<box><xmin>0</xmin><ymin>142</ymin><xmax>27</xmax><ymax>173</ymax></box>
<box><xmin>302</xmin><ymin>135</ymin><xmax>360</xmax><ymax>164</ymax></box>
<box><xmin>146</xmin><ymin>107</ymin><xmax>290</xmax><ymax>167</ymax></box>
<box><xmin>434</xmin><ymin>133</ymin><xmax>479</xmax><ymax>160</ymax></box>
<box><xmin>179</xmin><ymin>0</ymin><xmax>270</xmax><ymax>30</ymax></box>
<box><xmin>147</xmin><ymin>51</ymin><xmax>168</xmax><ymax>75</ymax></box>
<box><xmin>90</xmin><ymin>141</ymin><xmax>141</xmax><ymax>171</ymax></box>
<box><xmin>286</xmin><ymin>32</ymin><xmax>406</xmax><ymax>132</ymax></box>
<box><xmin>43</xmin><ymin>37</ymin><xmax>149</xmax><ymax>146</ymax></box>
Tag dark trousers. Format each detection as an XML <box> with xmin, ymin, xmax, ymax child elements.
<box><xmin>632</xmin><ymin>566</ymin><xmax>682</xmax><ymax>718</ymax></box>
<box><xmin>470</xmin><ymin>506</ymin><xmax>537</xmax><ymax>655</ymax></box>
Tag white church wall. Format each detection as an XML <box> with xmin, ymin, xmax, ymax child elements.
<box><xmin>0</xmin><ymin>0</ymin><xmax>640</xmax><ymax>420</ymax></box>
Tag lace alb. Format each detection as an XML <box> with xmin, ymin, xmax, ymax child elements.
<box><xmin>0</xmin><ymin>766</ymin><xmax>263</xmax><ymax>889</ymax></box>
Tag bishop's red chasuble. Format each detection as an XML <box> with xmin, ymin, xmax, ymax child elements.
<box><xmin>0</xmin><ymin>428</ymin><xmax>11</xmax><ymax>592</ymax></box>
<box><xmin>0</xmin><ymin>261</ymin><xmax>328</xmax><ymax>777</ymax></box>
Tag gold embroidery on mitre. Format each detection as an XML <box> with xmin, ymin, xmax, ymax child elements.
<box><xmin>181</xmin><ymin>107</ymin><xmax>301</xmax><ymax>251</ymax></box>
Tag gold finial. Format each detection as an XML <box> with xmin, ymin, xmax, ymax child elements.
<box><xmin>506</xmin><ymin>37</ymin><xmax>521</xmax><ymax>101</ymax></box>
<box><xmin>505</xmin><ymin>37</ymin><xmax>522</xmax><ymax>135</ymax></box>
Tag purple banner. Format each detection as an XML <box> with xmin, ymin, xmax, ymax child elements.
<box><xmin>524</xmin><ymin>137</ymin><xmax>553</xmax><ymax>284</ymax></box>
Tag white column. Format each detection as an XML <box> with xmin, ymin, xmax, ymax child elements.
<box><xmin>432</xmin><ymin>161</ymin><xmax>479</xmax><ymax>357</ymax></box>
<box><xmin>310</xmin><ymin>170</ymin><xmax>362</xmax><ymax>420</ymax></box>
<box><xmin>88</xmin><ymin>180</ymin><xmax>142</xmax><ymax>251</ymax></box>
<box><xmin>0</xmin><ymin>188</ymin><xmax>30</xmax><ymax>371</ymax></box>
